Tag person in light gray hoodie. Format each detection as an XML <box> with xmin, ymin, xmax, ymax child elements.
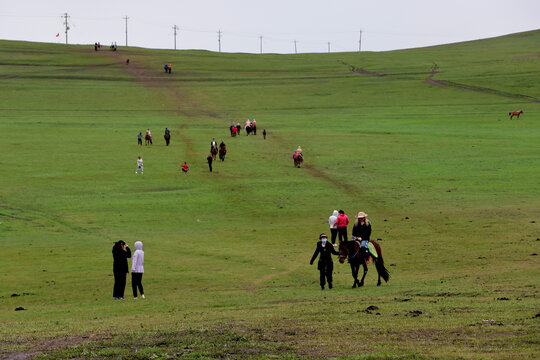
<box><xmin>131</xmin><ymin>241</ymin><xmax>145</xmax><ymax>299</ymax></box>
<box><xmin>329</xmin><ymin>210</ymin><xmax>339</xmax><ymax>244</ymax></box>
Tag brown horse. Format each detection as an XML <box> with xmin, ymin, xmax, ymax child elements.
<box><xmin>211</xmin><ymin>146</ymin><xmax>218</xmax><ymax>160</ymax></box>
<box><xmin>164</xmin><ymin>132</ymin><xmax>170</xmax><ymax>146</ymax></box>
<box><xmin>338</xmin><ymin>239</ymin><xmax>389</xmax><ymax>288</ymax></box>
<box><xmin>509</xmin><ymin>110</ymin><xmax>523</xmax><ymax>119</ymax></box>
<box><xmin>145</xmin><ymin>134</ymin><xmax>152</xmax><ymax>145</ymax></box>
<box><xmin>293</xmin><ymin>153</ymin><xmax>303</xmax><ymax>168</ymax></box>
<box><xmin>219</xmin><ymin>143</ymin><xmax>227</xmax><ymax>162</ymax></box>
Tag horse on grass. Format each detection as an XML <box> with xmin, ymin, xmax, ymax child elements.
<box><xmin>338</xmin><ymin>239</ymin><xmax>389</xmax><ymax>288</ymax></box>
<box><xmin>509</xmin><ymin>110</ymin><xmax>523</xmax><ymax>119</ymax></box>
<box><xmin>210</xmin><ymin>145</ymin><xmax>218</xmax><ymax>160</ymax></box>
<box><xmin>145</xmin><ymin>134</ymin><xmax>152</xmax><ymax>145</ymax></box>
<box><xmin>219</xmin><ymin>142</ymin><xmax>227</xmax><ymax>161</ymax></box>
<box><xmin>164</xmin><ymin>132</ymin><xmax>170</xmax><ymax>146</ymax></box>
<box><xmin>293</xmin><ymin>153</ymin><xmax>303</xmax><ymax>168</ymax></box>
<box><xmin>245</xmin><ymin>125</ymin><xmax>252</xmax><ymax>136</ymax></box>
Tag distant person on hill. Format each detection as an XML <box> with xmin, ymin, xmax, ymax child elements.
<box><xmin>310</xmin><ymin>233</ymin><xmax>339</xmax><ymax>290</ymax></box>
<box><xmin>211</xmin><ymin>138</ymin><xmax>217</xmax><ymax>151</ymax></box>
<box><xmin>263</xmin><ymin>129</ymin><xmax>267</xmax><ymax>139</ymax></box>
<box><xmin>136</xmin><ymin>156</ymin><xmax>143</xmax><ymax>174</ymax></box>
<box><xmin>180</xmin><ymin>162</ymin><xmax>189</xmax><ymax>174</ymax></box>
<box><xmin>232</xmin><ymin>126</ymin><xmax>238</xmax><ymax>136</ymax></box>
<box><xmin>207</xmin><ymin>153</ymin><xmax>213</xmax><ymax>172</ymax></box>
<box><xmin>131</xmin><ymin>241</ymin><xmax>145</xmax><ymax>299</ymax></box>
<box><xmin>126</xmin><ymin>59</ymin><xmax>130</xmax><ymax>65</ymax></box>
<box><xmin>94</xmin><ymin>42</ymin><xmax>98</xmax><ymax>51</ymax></box>
<box><xmin>329</xmin><ymin>210</ymin><xmax>339</xmax><ymax>244</ymax></box>
<box><xmin>137</xmin><ymin>132</ymin><xmax>143</xmax><ymax>146</ymax></box>
<box><xmin>236</xmin><ymin>123</ymin><xmax>241</xmax><ymax>135</ymax></box>
<box><xmin>112</xmin><ymin>240</ymin><xmax>131</xmax><ymax>300</ymax></box>
<box><xmin>352</xmin><ymin>212</ymin><xmax>371</xmax><ymax>244</ymax></box>
<box><xmin>333</xmin><ymin>210</ymin><xmax>349</xmax><ymax>243</ymax></box>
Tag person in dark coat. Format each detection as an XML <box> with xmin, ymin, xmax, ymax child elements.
<box><xmin>112</xmin><ymin>240</ymin><xmax>131</xmax><ymax>299</ymax></box>
<box><xmin>207</xmin><ymin>153</ymin><xmax>213</xmax><ymax>172</ymax></box>
<box><xmin>310</xmin><ymin>233</ymin><xmax>339</xmax><ymax>290</ymax></box>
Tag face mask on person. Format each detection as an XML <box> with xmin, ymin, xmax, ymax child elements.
<box><xmin>321</xmin><ymin>238</ymin><xmax>327</xmax><ymax>244</ymax></box>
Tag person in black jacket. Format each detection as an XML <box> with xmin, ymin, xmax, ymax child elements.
<box><xmin>112</xmin><ymin>240</ymin><xmax>131</xmax><ymax>299</ymax></box>
<box><xmin>310</xmin><ymin>233</ymin><xmax>339</xmax><ymax>290</ymax></box>
<box><xmin>351</xmin><ymin>211</ymin><xmax>371</xmax><ymax>242</ymax></box>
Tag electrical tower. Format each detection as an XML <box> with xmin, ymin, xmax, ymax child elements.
<box><xmin>259</xmin><ymin>35</ymin><xmax>263</xmax><ymax>54</ymax></box>
<box><xmin>173</xmin><ymin>25</ymin><xmax>179</xmax><ymax>50</ymax></box>
<box><xmin>328</xmin><ymin>42</ymin><xmax>331</xmax><ymax>53</ymax></box>
<box><xmin>294</xmin><ymin>40</ymin><xmax>297</xmax><ymax>54</ymax></box>
<box><xmin>124</xmin><ymin>16</ymin><xmax>129</xmax><ymax>47</ymax></box>
<box><xmin>218</xmin><ymin>30</ymin><xmax>222</xmax><ymax>52</ymax></box>
<box><xmin>62</xmin><ymin>13</ymin><xmax>70</xmax><ymax>44</ymax></box>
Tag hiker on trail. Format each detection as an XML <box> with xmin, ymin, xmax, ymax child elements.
<box><xmin>232</xmin><ymin>126</ymin><xmax>238</xmax><ymax>136</ymax></box>
<box><xmin>136</xmin><ymin>156</ymin><xmax>143</xmax><ymax>174</ymax></box>
<box><xmin>131</xmin><ymin>241</ymin><xmax>145</xmax><ymax>299</ymax></box>
<box><xmin>310</xmin><ymin>233</ymin><xmax>339</xmax><ymax>290</ymax></box>
<box><xmin>112</xmin><ymin>240</ymin><xmax>131</xmax><ymax>300</ymax></box>
<box><xmin>137</xmin><ymin>132</ymin><xmax>143</xmax><ymax>146</ymax></box>
<box><xmin>263</xmin><ymin>129</ymin><xmax>267</xmax><ymax>139</ymax></box>
<box><xmin>329</xmin><ymin>210</ymin><xmax>339</xmax><ymax>244</ymax></box>
<box><xmin>180</xmin><ymin>162</ymin><xmax>189</xmax><ymax>174</ymax></box>
<box><xmin>352</xmin><ymin>211</ymin><xmax>372</xmax><ymax>254</ymax></box>
<box><xmin>333</xmin><ymin>210</ymin><xmax>349</xmax><ymax>243</ymax></box>
<box><xmin>94</xmin><ymin>42</ymin><xmax>98</xmax><ymax>51</ymax></box>
<box><xmin>207</xmin><ymin>154</ymin><xmax>213</xmax><ymax>172</ymax></box>
<box><xmin>236</xmin><ymin>123</ymin><xmax>241</xmax><ymax>135</ymax></box>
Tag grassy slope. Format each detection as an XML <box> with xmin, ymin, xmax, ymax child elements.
<box><xmin>0</xmin><ymin>30</ymin><xmax>539</xmax><ymax>359</ymax></box>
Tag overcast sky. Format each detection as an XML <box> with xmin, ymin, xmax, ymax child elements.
<box><xmin>1</xmin><ymin>0</ymin><xmax>539</xmax><ymax>53</ymax></box>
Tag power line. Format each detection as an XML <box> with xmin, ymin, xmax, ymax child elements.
<box><xmin>124</xmin><ymin>16</ymin><xmax>129</xmax><ymax>47</ymax></box>
<box><xmin>62</xmin><ymin>12</ymin><xmax>70</xmax><ymax>45</ymax></box>
<box><xmin>173</xmin><ymin>24</ymin><xmax>179</xmax><ymax>50</ymax></box>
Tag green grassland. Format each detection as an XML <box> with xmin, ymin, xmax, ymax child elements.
<box><xmin>0</xmin><ymin>29</ymin><xmax>539</xmax><ymax>359</ymax></box>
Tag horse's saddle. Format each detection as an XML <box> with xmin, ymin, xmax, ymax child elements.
<box><xmin>357</xmin><ymin>240</ymin><xmax>377</xmax><ymax>259</ymax></box>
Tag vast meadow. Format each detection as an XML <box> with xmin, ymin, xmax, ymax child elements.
<box><xmin>0</xmin><ymin>29</ymin><xmax>539</xmax><ymax>359</ymax></box>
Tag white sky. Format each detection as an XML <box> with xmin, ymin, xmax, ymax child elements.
<box><xmin>1</xmin><ymin>0</ymin><xmax>539</xmax><ymax>53</ymax></box>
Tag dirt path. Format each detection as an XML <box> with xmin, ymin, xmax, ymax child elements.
<box><xmin>424</xmin><ymin>63</ymin><xmax>540</xmax><ymax>103</ymax></box>
<box><xmin>344</xmin><ymin>60</ymin><xmax>539</xmax><ymax>103</ymax></box>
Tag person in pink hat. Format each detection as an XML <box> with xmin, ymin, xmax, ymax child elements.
<box><xmin>352</xmin><ymin>211</ymin><xmax>371</xmax><ymax>242</ymax></box>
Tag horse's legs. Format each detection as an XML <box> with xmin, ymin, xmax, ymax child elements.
<box><xmin>350</xmin><ymin>263</ymin><xmax>359</xmax><ymax>288</ymax></box>
<box><xmin>358</xmin><ymin>260</ymin><xmax>368</xmax><ymax>287</ymax></box>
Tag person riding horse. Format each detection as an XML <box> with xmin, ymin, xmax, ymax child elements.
<box><xmin>164</xmin><ymin>128</ymin><xmax>171</xmax><ymax>146</ymax></box>
<box><xmin>210</xmin><ymin>138</ymin><xmax>218</xmax><ymax>160</ymax></box>
<box><xmin>219</xmin><ymin>141</ymin><xmax>227</xmax><ymax>161</ymax></box>
<box><xmin>145</xmin><ymin>129</ymin><xmax>152</xmax><ymax>145</ymax></box>
<box><xmin>293</xmin><ymin>146</ymin><xmax>303</xmax><ymax>167</ymax></box>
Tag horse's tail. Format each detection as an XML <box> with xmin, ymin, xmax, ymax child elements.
<box><xmin>371</xmin><ymin>240</ymin><xmax>389</xmax><ymax>283</ymax></box>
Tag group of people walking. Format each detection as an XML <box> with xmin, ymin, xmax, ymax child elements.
<box><xmin>112</xmin><ymin>240</ymin><xmax>145</xmax><ymax>300</ymax></box>
<box><xmin>310</xmin><ymin>210</ymin><xmax>371</xmax><ymax>290</ymax></box>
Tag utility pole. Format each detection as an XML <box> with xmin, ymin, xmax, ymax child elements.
<box><xmin>62</xmin><ymin>13</ymin><xmax>70</xmax><ymax>45</ymax></box>
<box><xmin>218</xmin><ymin>30</ymin><xmax>222</xmax><ymax>52</ymax></box>
<box><xmin>173</xmin><ymin>25</ymin><xmax>179</xmax><ymax>50</ymax></box>
<box><xmin>328</xmin><ymin>42</ymin><xmax>331</xmax><ymax>53</ymax></box>
<box><xmin>259</xmin><ymin>35</ymin><xmax>263</xmax><ymax>54</ymax></box>
<box><xmin>358</xmin><ymin>30</ymin><xmax>362</xmax><ymax>57</ymax></box>
<box><xmin>124</xmin><ymin>16</ymin><xmax>129</xmax><ymax>47</ymax></box>
<box><xmin>294</xmin><ymin>40</ymin><xmax>297</xmax><ymax>54</ymax></box>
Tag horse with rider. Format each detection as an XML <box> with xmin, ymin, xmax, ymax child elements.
<box><xmin>293</xmin><ymin>146</ymin><xmax>303</xmax><ymax>167</ymax></box>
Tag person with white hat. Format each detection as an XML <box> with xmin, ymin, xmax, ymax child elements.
<box><xmin>310</xmin><ymin>233</ymin><xmax>339</xmax><ymax>290</ymax></box>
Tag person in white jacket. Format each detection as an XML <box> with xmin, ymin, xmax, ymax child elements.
<box><xmin>329</xmin><ymin>210</ymin><xmax>339</xmax><ymax>245</ymax></box>
<box><xmin>131</xmin><ymin>241</ymin><xmax>145</xmax><ymax>299</ymax></box>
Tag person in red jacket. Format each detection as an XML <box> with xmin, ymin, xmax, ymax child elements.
<box><xmin>333</xmin><ymin>209</ymin><xmax>349</xmax><ymax>243</ymax></box>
